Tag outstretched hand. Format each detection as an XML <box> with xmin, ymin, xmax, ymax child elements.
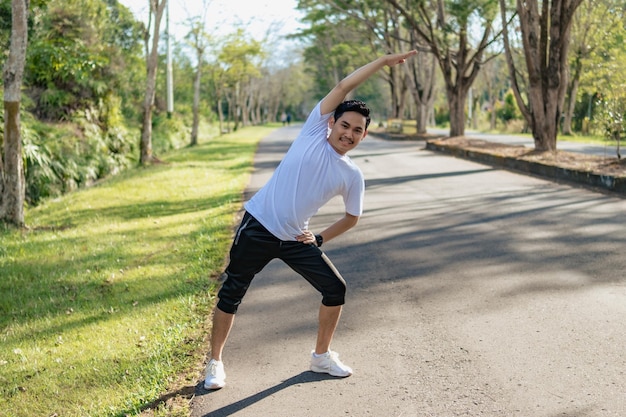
<box><xmin>320</xmin><ymin>49</ymin><xmax>418</xmax><ymax>115</ymax></box>
<box><xmin>383</xmin><ymin>50</ymin><xmax>418</xmax><ymax>67</ymax></box>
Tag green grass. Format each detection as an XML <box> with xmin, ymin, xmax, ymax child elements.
<box><xmin>557</xmin><ymin>133</ymin><xmax>614</xmax><ymax>145</ymax></box>
<box><xmin>0</xmin><ymin>124</ymin><xmax>278</xmax><ymax>417</ymax></box>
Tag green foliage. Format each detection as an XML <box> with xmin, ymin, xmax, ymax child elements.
<box><xmin>217</xmin><ymin>29</ymin><xmax>265</xmax><ymax>87</ymax></box>
<box><xmin>296</xmin><ymin>5</ymin><xmax>378</xmax><ymax>103</ymax></box>
<box><xmin>573</xmin><ymin>92</ymin><xmax>598</xmax><ymax>132</ymax></box>
<box><xmin>593</xmin><ymin>97</ymin><xmax>626</xmax><ymax>144</ymax></box>
<box><xmin>24</xmin><ymin>0</ymin><xmax>144</xmax><ymax>122</ymax></box>
<box><xmin>496</xmin><ymin>90</ymin><xmax>522</xmax><ymax>123</ymax></box>
<box><xmin>151</xmin><ymin>112</ymin><xmax>191</xmax><ymax>156</ymax></box>
<box><xmin>447</xmin><ymin>0</ymin><xmax>499</xmax><ymax>32</ymax></box>
<box><xmin>572</xmin><ymin>0</ymin><xmax>626</xmax><ymax>133</ymax></box>
<box><xmin>435</xmin><ymin>107</ymin><xmax>450</xmax><ymax>125</ymax></box>
<box><xmin>1</xmin><ymin>0</ymin><xmax>153</xmax><ymax>205</ymax></box>
<box><xmin>0</xmin><ymin>125</ymin><xmax>273</xmax><ymax>417</ymax></box>
<box><xmin>0</xmin><ymin>0</ymin><xmax>11</xmax><ymax>61</ymax></box>
<box><xmin>3</xmin><ymin>105</ymin><xmax>136</xmax><ymax>206</ymax></box>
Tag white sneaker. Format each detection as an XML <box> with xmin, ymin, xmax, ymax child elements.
<box><xmin>204</xmin><ymin>359</ymin><xmax>226</xmax><ymax>390</ymax></box>
<box><xmin>310</xmin><ymin>350</ymin><xmax>353</xmax><ymax>377</ymax></box>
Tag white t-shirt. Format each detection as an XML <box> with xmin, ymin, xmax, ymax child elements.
<box><xmin>244</xmin><ymin>102</ymin><xmax>365</xmax><ymax>241</ymax></box>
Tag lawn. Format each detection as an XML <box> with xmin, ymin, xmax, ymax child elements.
<box><xmin>0</xmin><ymin>125</ymin><xmax>278</xmax><ymax>417</ymax></box>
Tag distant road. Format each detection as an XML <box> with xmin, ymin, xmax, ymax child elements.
<box><xmin>427</xmin><ymin>128</ymin><xmax>620</xmax><ymax>158</ymax></box>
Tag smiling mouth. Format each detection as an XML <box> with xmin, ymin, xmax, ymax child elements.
<box><xmin>340</xmin><ymin>137</ymin><xmax>354</xmax><ymax>145</ymax></box>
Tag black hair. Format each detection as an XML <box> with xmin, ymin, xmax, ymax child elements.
<box><xmin>334</xmin><ymin>100</ymin><xmax>371</xmax><ymax>129</ymax></box>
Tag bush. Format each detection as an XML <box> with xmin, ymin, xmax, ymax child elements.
<box><xmin>17</xmin><ymin>107</ymin><xmax>136</xmax><ymax>205</ymax></box>
<box><xmin>151</xmin><ymin>112</ymin><xmax>192</xmax><ymax>157</ymax></box>
<box><xmin>496</xmin><ymin>90</ymin><xmax>522</xmax><ymax>123</ymax></box>
<box><xmin>435</xmin><ymin>107</ymin><xmax>450</xmax><ymax>126</ymax></box>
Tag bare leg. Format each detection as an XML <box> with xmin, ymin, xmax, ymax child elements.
<box><xmin>210</xmin><ymin>307</ymin><xmax>235</xmax><ymax>361</ymax></box>
<box><xmin>315</xmin><ymin>305</ymin><xmax>342</xmax><ymax>354</ymax></box>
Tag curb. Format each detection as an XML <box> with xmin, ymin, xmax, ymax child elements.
<box><xmin>424</xmin><ymin>140</ymin><xmax>626</xmax><ymax>196</ymax></box>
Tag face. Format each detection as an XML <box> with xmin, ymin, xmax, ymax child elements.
<box><xmin>327</xmin><ymin>111</ymin><xmax>368</xmax><ymax>155</ymax></box>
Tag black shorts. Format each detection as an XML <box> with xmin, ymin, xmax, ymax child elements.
<box><xmin>217</xmin><ymin>212</ymin><xmax>347</xmax><ymax>314</ymax></box>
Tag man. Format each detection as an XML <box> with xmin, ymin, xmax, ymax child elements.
<box><xmin>205</xmin><ymin>50</ymin><xmax>417</xmax><ymax>390</ymax></box>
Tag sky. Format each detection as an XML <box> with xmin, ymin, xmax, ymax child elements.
<box><xmin>118</xmin><ymin>0</ymin><xmax>305</xmax><ymax>45</ymax></box>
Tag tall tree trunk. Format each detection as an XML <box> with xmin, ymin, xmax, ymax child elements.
<box><xmin>217</xmin><ymin>94</ymin><xmax>225</xmax><ymax>135</ymax></box>
<box><xmin>398</xmin><ymin>80</ymin><xmax>408</xmax><ymax>120</ymax></box>
<box><xmin>226</xmin><ymin>95</ymin><xmax>233</xmax><ymax>132</ymax></box>
<box><xmin>563</xmin><ymin>59</ymin><xmax>581</xmax><ymax>136</ymax></box>
<box><xmin>490</xmin><ymin>95</ymin><xmax>497</xmax><ymax>130</ymax></box>
<box><xmin>385</xmin><ymin>80</ymin><xmax>398</xmax><ymax>119</ymax></box>
<box><xmin>448</xmin><ymin>86</ymin><xmax>468</xmax><ymax>137</ymax></box>
<box><xmin>1</xmin><ymin>0</ymin><xmax>28</xmax><ymax>227</ymax></box>
<box><xmin>416</xmin><ymin>102</ymin><xmax>429</xmax><ymax>134</ymax></box>
<box><xmin>387</xmin><ymin>0</ymin><xmax>490</xmax><ymax>139</ymax></box>
<box><xmin>241</xmin><ymin>88</ymin><xmax>251</xmax><ymax>127</ymax></box>
<box><xmin>191</xmin><ymin>62</ymin><xmax>202</xmax><ymax>146</ymax></box>
<box><xmin>388</xmin><ymin>66</ymin><xmax>401</xmax><ymax>119</ymax></box>
<box><xmin>501</xmin><ymin>0</ymin><xmax>583</xmax><ymax>152</ymax></box>
<box><xmin>254</xmin><ymin>98</ymin><xmax>262</xmax><ymax>125</ymax></box>
<box><xmin>404</xmin><ymin>51</ymin><xmax>437</xmax><ymax>134</ymax></box>
<box><xmin>140</xmin><ymin>0</ymin><xmax>166</xmax><ymax>164</ymax></box>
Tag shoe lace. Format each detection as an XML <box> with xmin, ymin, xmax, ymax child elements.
<box><xmin>328</xmin><ymin>351</ymin><xmax>342</xmax><ymax>364</ymax></box>
<box><xmin>207</xmin><ymin>361</ymin><xmax>219</xmax><ymax>375</ymax></box>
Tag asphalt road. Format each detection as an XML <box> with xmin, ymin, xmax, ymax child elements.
<box><xmin>191</xmin><ymin>125</ymin><xmax>626</xmax><ymax>417</ymax></box>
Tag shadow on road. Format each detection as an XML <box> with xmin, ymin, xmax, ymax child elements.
<box><xmin>195</xmin><ymin>371</ymin><xmax>338</xmax><ymax>417</ymax></box>
<box><xmin>365</xmin><ymin>168</ymin><xmax>494</xmax><ymax>189</ymax></box>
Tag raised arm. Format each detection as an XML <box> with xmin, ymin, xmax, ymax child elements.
<box><xmin>319</xmin><ymin>51</ymin><xmax>418</xmax><ymax>115</ymax></box>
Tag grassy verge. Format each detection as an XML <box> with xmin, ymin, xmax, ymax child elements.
<box><xmin>0</xmin><ymin>124</ymin><xmax>278</xmax><ymax>417</ymax></box>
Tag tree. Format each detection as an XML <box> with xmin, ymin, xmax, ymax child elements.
<box><xmin>296</xmin><ymin>20</ymin><xmax>369</xmax><ymax>100</ymax></box>
<box><xmin>215</xmin><ymin>30</ymin><xmax>263</xmax><ymax>131</ymax></box>
<box><xmin>298</xmin><ymin>0</ymin><xmax>438</xmax><ymax>133</ymax></box>
<box><xmin>386</xmin><ymin>0</ymin><xmax>501</xmax><ymax>137</ymax></box>
<box><xmin>140</xmin><ymin>0</ymin><xmax>166</xmax><ymax>164</ymax></box>
<box><xmin>595</xmin><ymin>95</ymin><xmax>625</xmax><ymax>159</ymax></box>
<box><xmin>562</xmin><ymin>0</ymin><xmax>625</xmax><ymax>135</ymax></box>
<box><xmin>500</xmin><ymin>0</ymin><xmax>585</xmax><ymax>151</ymax></box>
<box><xmin>181</xmin><ymin>0</ymin><xmax>213</xmax><ymax>146</ymax></box>
<box><xmin>185</xmin><ymin>17</ymin><xmax>211</xmax><ymax>146</ymax></box>
<box><xmin>24</xmin><ymin>0</ymin><xmax>144</xmax><ymax>121</ymax></box>
<box><xmin>475</xmin><ymin>55</ymin><xmax>510</xmax><ymax>130</ymax></box>
<box><xmin>404</xmin><ymin>47</ymin><xmax>438</xmax><ymax>134</ymax></box>
<box><xmin>255</xmin><ymin>52</ymin><xmax>313</xmax><ymax>124</ymax></box>
<box><xmin>1</xmin><ymin>0</ymin><xmax>28</xmax><ymax>227</ymax></box>
<box><xmin>295</xmin><ymin>1</ymin><xmax>412</xmax><ymax>123</ymax></box>
<box><xmin>586</xmin><ymin>12</ymin><xmax>626</xmax><ymax>159</ymax></box>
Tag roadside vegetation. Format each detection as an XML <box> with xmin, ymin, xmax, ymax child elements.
<box><xmin>0</xmin><ymin>124</ymin><xmax>276</xmax><ymax>417</ymax></box>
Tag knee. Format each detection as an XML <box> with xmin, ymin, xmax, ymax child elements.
<box><xmin>216</xmin><ymin>271</ymin><xmax>251</xmax><ymax>314</ymax></box>
<box><xmin>321</xmin><ymin>279</ymin><xmax>346</xmax><ymax>307</ymax></box>
<box><xmin>216</xmin><ymin>298</ymin><xmax>239</xmax><ymax>314</ymax></box>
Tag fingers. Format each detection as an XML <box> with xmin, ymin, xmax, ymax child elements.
<box><xmin>296</xmin><ymin>230</ymin><xmax>315</xmax><ymax>243</ymax></box>
<box><xmin>401</xmin><ymin>50</ymin><xmax>417</xmax><ymax>60</ymax></box>
<box><xmin>387</xmin><ymin>50</ymin><xmax>417</xmax><ymax>66</ymax></box>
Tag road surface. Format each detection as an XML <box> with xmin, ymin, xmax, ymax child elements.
<box><xmin>191</xmin><ymin>125</ymin><xmax>626</xmax><ymax>417</ymax></box>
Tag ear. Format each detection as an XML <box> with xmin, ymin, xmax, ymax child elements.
<box><xmin>328</xmin><ymin>117</ymin><xmax>336</xmax><ymax>129</ymax></box>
